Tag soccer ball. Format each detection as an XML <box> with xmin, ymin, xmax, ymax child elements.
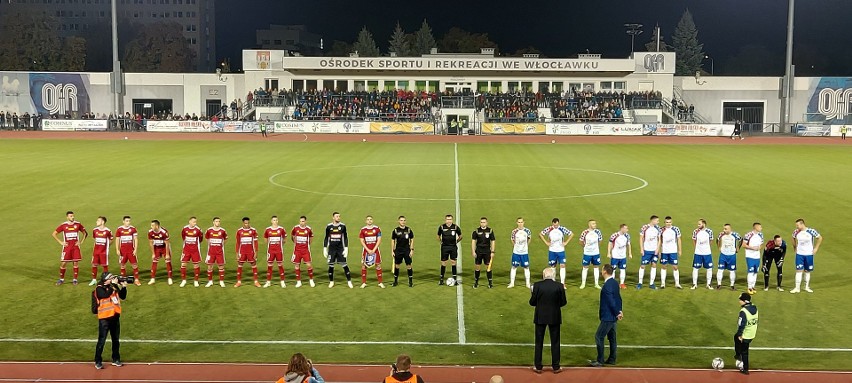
<box><xmin>711</xmin><ymin>357</ymin><xmax>724</xmax><ymax>370</ymax></box>
<box><xmin>446</xmin><ymin>277</ymin><xmax>456</xmax><ymax>286</ymax></box>
<box><xmin>735</xmin><ymin>359</ymin><xmax>743</xmax><ymax>370</ymax></box>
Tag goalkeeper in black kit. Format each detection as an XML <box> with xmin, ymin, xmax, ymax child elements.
<box><xmin>762</xmin><ymin>235</ymin><xmax>787</xmax><ymax>291</ymax></box>
<box><xmin>324</xmin><ymin>212</ymin><xmax>354</xmax><ymax>289</ymax></box>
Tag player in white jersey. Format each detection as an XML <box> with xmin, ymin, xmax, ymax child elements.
<box><xmin>658</xmin><ymin>216</ymin><xmax>683</xmax><ymax>289</ymax></box>
<box><xmin>539</xmin><ymin>218</ymin><xmax>574</xmax><ymax>286</ymax></box>
<box><xmin>607</xmin><ymin>224</ymin><xmax>632</xmax><ymax>289</ymax></box>
<box><xmin>637</xmin><ymin>215</ymin><xmax>661</xmax><ymax>290</ymax></box>
<box><xmin>691</xmin><ymin>219</ymin><xmax>715</xmax><ymax>290</ymax></box>
<box><xmin>716</xmin><ymin>224</ymin><xmax>741</xmax><ymax>290</ymax></box>
<box><xmin>790</xmin><ymin>218</ymin><xmax>823</xmax><ymax>294</ymax></box>
<box><xmin>742</xmin><ymin>222</ymin><xmax>764</xmax><ymax>295</ymax></box>
<box><xmin>578</xmin><ymin>219</ymin><xmax>604</xmax><ymax>289</ymax></box>
<box><xmin>508</xmin><ymin>217</ymin><xmax>532</xmax><ymax>288</ymax></box>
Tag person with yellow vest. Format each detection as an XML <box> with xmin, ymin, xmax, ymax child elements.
<box><xmin>275</xmin><ymin>353</ymin><xmax>324</xmax><ymax>383</ymax></box>
<box><xmin>91</xmin><ymin>272</ymin><xmax>127</xmax><ymax>370</ymax></box>
<box><xmin>383</xmin><ymin>354</ymin><xmax>425</xmax><ymax>383</ymax></box>
<box><xmin>734</xmin><ymin>292</ymin><xmax>758</xmax><ymax>375</ymax></box>
<box><xmin>841</xmin><ymin>125</ymin><xmax>848</xmax><ymax>140</ymax></box>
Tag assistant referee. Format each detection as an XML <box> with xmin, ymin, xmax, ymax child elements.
<box><xmin>471</xmin><ymin>217</ymin><xmax>496</xmax><ymax>289</ymax></box>
<box><xmin>391</xmin><ymin>216</ymin><xmax>415</xmax><ymax>287</ymax></box>
<box><xmin>436</xmin><ymin>214</ymin><xmax>462</xmax><ymax>285</ymax></box>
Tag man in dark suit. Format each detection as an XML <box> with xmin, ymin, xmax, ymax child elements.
<box><xmin>590</xmin><ymin>264</ymin><xmax>623</xmax><ymax>367</ymax></box>
<box><xmin>529</xmin><ymin>267</ymin><xmax>567</xmax><ymax>374</ymax></box>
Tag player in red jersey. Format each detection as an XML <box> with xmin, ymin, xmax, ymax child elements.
<box><xmin>234</xmin><ymin>217</ymin><xmax>260</xmax><ymax>288</ymax></box>
<box><xmin>115</xmin><ymin>216</ymin><xmax>141</xmax><ymax>286</ymax></box>
<box><xmin>205</xmin><ymin>217</ymin><xmax>228</xmax><ymax>288</ymax></box>
<box><xmin>179</xmin><ymin>217</ymin><xmax>204</xmax><ymax>287</ymax></box>
<box><xmin>147</xmin><ymin>220</ymin><xmax>172</xmax><ymax>285</ymax></box>
<box><xmin>89</xmin><ymin>216</ymin><xmax>112</xmax><ymax>286</ymax></box>
<box><xmin>263</xmin><ymin>215</ymin><xmax>288</xmax><ymax>288</ymax></box>
<box><xmin>359</xmin><ymin>215</ymin><xmax>384</xmax><ymax>288</ymax></box>
<box><xmin>52</xmin><ymin>211</ymin><xmax>88</xmax><ymax>286</ymax></box>
<box><xmin>290</xmin><ymin>216</ymin><xmax>315</xmax><ymax>288</ymax></box>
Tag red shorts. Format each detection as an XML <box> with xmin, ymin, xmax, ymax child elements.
<box><xmin>61</xmin><ymin>245</ymin><xmax>82</xmax><ymax>262</ymax></box>
<box><xmin>267</xmin><ymin>251</ymin><xmax>283</xmax><ymax>263</ymax></box>
<box><xmin>153</xmin><ymin>247</ymin><xmax>169</xmax><ymax>259</ymax></box>
<box><xmin>206</xmin><ymin>252</ymin><xmax>225</xmax><ymax>265</ymax></box>
<box><xmin>92</xmin><ymin>252</ymin><xmax>108</xmax><ymax>266</ymax></box>
<box><xmin>238</xmin><ymin>252</ymin><xmax>257</xmax><ymax>263</ymax></box>
<box><xmin>119</xmin><ymin>250</ymin><xmax>138</xmax><ymax>265</ymax></box>
<box><xmin>291</xmin><ymin>249</ymin><xmax>312</xmax><ymax>264</ymax></box>
<box><xmin>363</xmin><ymin>250</ymin><xmax>382</xmax><ymax>267</ymax></box>
<box><xmin>181</xmin><ymin>250</ymin><xmax>201</xmax><ymax>263</ymax></box>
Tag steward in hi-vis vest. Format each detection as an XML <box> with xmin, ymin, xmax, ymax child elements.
<box><xmin>733</xmin><ymin>292</ymin><xmax>758</xmax><ymax>375</ymax></box>
<box><xmin>91</xmin><ymin>272</ymin><xmax>127</xmax><ymax>369</ymax></box>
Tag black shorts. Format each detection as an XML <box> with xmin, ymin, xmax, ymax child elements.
<box><xmin>474</xmin><ymin>251</ymin><xmax>492</xmax><ymax>265</ymax></box>
<box><xmin>440</xmin><ymin>245</ymin><xmax>458</xmax><ymax>261</ymax></box>
<box><xmin>761</xmin><ymin>253</ymin><xmax>784</xmax><ymax>272</ymax></box>
<box><xmin>393</xmin><ymin>249</ymin><xmax>412</xmax><ymax>265</ymax></box>
<box><xmin>327</xmin><ymin>249</ymin><xmax>347</xmax><ymax>265</ymax></box>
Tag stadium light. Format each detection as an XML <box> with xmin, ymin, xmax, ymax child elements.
<box><xmin>703</xmin><ymin>55</ymin><xmax>714</xmax><ymax>76</ymax></box>
<box><xmin>780</xmin><ymin>0</ymin><xmax>795</xmax><ymax>133</ymax></box>
<box><xmin>624</xmin><ymin>23</ymin><xmax>644</xmax><ymax>55</ymax></box>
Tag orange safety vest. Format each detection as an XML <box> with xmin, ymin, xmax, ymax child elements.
<box><xmin>274</xmin><ymin>378</ymin><xmax>310</xmax><ymax>383</ymax></box>
<box><xmin>96</xmin><ymin>292</ymin><xmax>122</xmax><ymax>319</ymax></box>
<box><xmin>384</xmin><ymin>374</ymin><xmax>419</xmax><ymax>383</ymax></box>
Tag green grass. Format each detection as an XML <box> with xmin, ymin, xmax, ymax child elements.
<box><xmin>0</xmin><ymin>138</ymin><xmax>850</xmax><ymax>370</ymax></box>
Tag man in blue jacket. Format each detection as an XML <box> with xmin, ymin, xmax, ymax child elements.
<box><xmin>590</xmin><ymin>264</ymin><xmax>623</xmax><ymax>367</ymax></box>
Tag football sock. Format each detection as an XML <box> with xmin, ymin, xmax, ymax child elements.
<box><xmin>638</xmin><ymin>267</ymin><xmax>645</xmax><ymax>284</ymax></box>
<box><xmin>236</xmin><ymin>266</ymin><xmax>243</xmax><ymax>282</ymax></box>
<box><xmin>59</xmin><ymin>267</ymin><xmax>66</xmax><ymax>280</ymax></box>
<box><xmin>804</xmin><ymin>272</ymin><xmax>811</xmax><ymax>288</ymax></box>
<box><xmin>180</xmin><ymin>266</ymin><xmax>187</xmax><ymax>280</ymax></box>
<box><xmin>581</xmin><ymin>268</ymin><xmax>588</xmax><ymax>285</ymax></box>
<box><xmin>407</xmin><ymin>269</ymin><xmax>413</xmax><ymax>284</ymax></box>
<box><xmin>650</xmin><ymin>267</ymin><xmax>657</xmax><ymax>285</ymax></box>
<box><xmin>747</xmin><ymin>273</ymin><xmax>755</xmax><ymax>289</ymax></box>
<box><xmin>218</xmin><ymin>269</ymin><xmax>225</xmax><ymax>281</ymax></box>
<box><xmin>266</xmin><ymin>265</ymin><xmax>273</xmax><ymax>281</ymax></box>
<box><xmin>509</xmin><ymin>267</ymin><xmax>517</xmax><ymax>284</ymax></box>
<box><xmin>486</xmin><ymin>271</ymin><xmax>492</xmax><ymax>285</ymax></box>
<box><xmin>193</xmin><ymin>266</ymin><xmax>200</xmax><ymax>281</ymax></box>
<box><xmin>120</xmin><ymin>267</ymin><xmax>127</xmax><ymax>277</ymax></box>
<box><xmin>133</xmin><ymin>267</ymin><xmax>140</xmax><ymax>281</ymax></box>
<box><xmin>251</xmin><ymin>266</ymin><xmax>258</xmax><ymax>281</ymax></box>
<box><xmin>343</xmin><ymin>265</ymin><xmax>351</xmax><ymax>281</ymax></box>
<box><xmin>660</xmin><ymin>269</ymin><xmax>667</xmax><ymax>285</ymax></box>
<box><xmin>716</xmin><ymin>270</ymin><xmax>724</xmax><ymax>285</ymax></box>
<box><xmin>393</xmin><ymin>268</ymin><xmax>400</xmax><ymax>282</ymax></box>
<box><xmin>376</xmin><ymin>268</ymin><xmax>383</xmax><ymax>283</ymax></box>
<box><xmin>474</xmin><ymin>270</ymin><xmax>481</xmax><ymax>283</ymax></box>
<box><xmin>278</xmin><ymin>265</ymin><xmax>285</xmax><ymax>281</ymax></box>
<box><xmin>524</xmin><ymin>268</ymin><xmax>530</xmax><ymax>286</ymax></box>
<box><xmin>166</xmin><ymin>262</ymin><xmax>173</xmax><ymax>278</ymax></box>
<box><xmin>559</xmin><ymin>267</ymin><xmax>565</xmax><ymax>284</ymax></box>
<box><xmin>327</xmin><ymin>266</ymin><xmax>335</xmax><ymax>281</ymax></box>
<box><xmin>451</xmin><ymin>265</ymin><xmax>457</xmax><ymax>279</ymax></box>
<box><xmin>593</xmin><ymin>267</ymin><xmax>600</xmax><ymax>285</ymax></box>
<box><xmin>307</xmin><ymin>268</ymin><xmax>314</xmax><ymax>279</ymax></box>
<box><xmin>794</xmin><ymin>272</ymin><xmax>802</xmax><ymax>288</ymax></box>
<box><xmin>207</xmin><ymin>270</ymin><xmax>213</xmax><ymax>281</ymax></box>
<box><xmin>295</xmin><ymin>268</ymin><xmax>302</xmax><ymax>281</ymax></box>
<box><xmin>673</xmin><ymin>269</ymin><xmax>680</xmax><ymax>285</ymax></box>
<box><xmin>151</xmin><ymin>261</ymin><xmax>158</xmax><ymax>279</ymax></box>
<box><xmin>440</xmin><ymin>265</ymin><xmax>446</xmax><ymax>279</ymax></box>
<box><xmin>692</xmin><ymin>268</ymin><xmax>699</xmax><ymax>286</ymax></box>
<box><xmin>706</xmin><ymin>269</ymin><xmax>713</xmax><ymax>285</ymax></box>
<box><xmin>777</xmin><ymin>271</ymin><xmax>783</xmax><ymax>288</ymax></box>
<box><xmin>73</xmin><ymin>265</ymin><xmax>79</xmax><ymax>280</ymax></box>
<box><xmin>729</xmin><ymin>271</ymin><xmax>736</xmax><ymax>286</ymax></box>
<box><xmin>92</xmin><ymin>266</ymin><xmax>98</xmax><ymax>280</ymax></box>
<box><xmin>361</xmin><ymin>267</ymin><xmax>367</xmax><ymax>284</ymax></box>
<box><xmin>619</xmin><ymin>269</ymin><xmax>626</xmax><ymax>284</ymax></box>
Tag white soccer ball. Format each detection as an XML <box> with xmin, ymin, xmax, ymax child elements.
<box><xmin>446</xmin><ymin>277</ymin><xmax>456</xmax><ymax>286</ymax></box>
<box><xmin>362</xmin><ymin>138</ymin><xmax>367</xmax><ymax>142</ymax></box>
<box><xmin>124</xmin><ymin>136</ymin><xmax>128</xmax><ymax>140</ymax></box>
<box><xmin>711</xmin><ymin>357</ymin><xmax>724</xmax><ymax>370</ymax></box>
<box><xmin>551</xmin><ymin>139</ymin><xmax>556</xmax><ymax>144</ymax></box>
<box><xmin>735</xmin><ymin>359</ymin><xmax>743</xmax><ymax>370</ymax></box>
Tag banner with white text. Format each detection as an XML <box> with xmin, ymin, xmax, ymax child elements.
<box><xmin>369</xmin><ymin>122</ymin><xmax>434</xmax><ymax>134</ymax></box>
<box><xmin>481</xmin><ymin>123</ymin><xmax>546</xmax><ymax>135</ymax></box>
<box><xmin>41</xmin><ymin>119</ymin><xmax>107</xmax><ymax>131</ymax></box>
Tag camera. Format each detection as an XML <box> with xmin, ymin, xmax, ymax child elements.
<box><xmin>116</xmin><ymin>276</ymin><xmax>135</xmax><ymax>284</ymax></box>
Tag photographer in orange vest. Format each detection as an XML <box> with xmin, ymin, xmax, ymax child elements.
<box><xmin>383</xmin><ymin>354</ymin><xmax>425</xmax><ymax>383</ymax></box>
<box><xmin>91</xmin><ymin>272</ymin><xmax>127</xmax><ymax>370</ymax></box>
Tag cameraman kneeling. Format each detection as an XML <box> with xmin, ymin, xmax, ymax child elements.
<box><xmin>383</xmin><ymin>354</ymin><xmax>425</xmax><ymax>383</ymax></box>
<box><xmin>91</xmin><ymin>272</ymin><xmax>127</xmax><ymax>369</ymax></box>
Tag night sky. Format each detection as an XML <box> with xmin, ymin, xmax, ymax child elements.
<box><xmin>216</xmin><ymin>0</ymin><xmax>852</xmax><ymax>76</ymax></box>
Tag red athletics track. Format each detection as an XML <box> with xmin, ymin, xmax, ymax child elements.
<box><xmin>0</xmin><ymin>130</ymin><xmax>849</xmax><ymax>146</ymax></box>
<box><xmin>0</xmin><ymin>131</ymin><xmax>848</xmax><ymax>382</ymax></box>
<box><xmin>1</xmin><ymin>362</ymin><xmax>851</xmax><ymax>383</ymax></box>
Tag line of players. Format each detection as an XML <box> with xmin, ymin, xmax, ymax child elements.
<box><xmin>52</xmin><ymin>211</ymin><xmax>823</xmax><ymax>294</ymax></box>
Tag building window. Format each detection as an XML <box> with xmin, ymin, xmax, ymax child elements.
<box><xmin>273</xmin><ymin>39</ymin><xmax>282</xmax><ymax>45</ymax></box>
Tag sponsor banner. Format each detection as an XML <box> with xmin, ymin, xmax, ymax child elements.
<box><xmin>338</xmin><ymin>121</ymin><xmax>369</xmax><ymax>134</ymax></box>
<box><xmin>369</xmin><ymin>122</ymin><xmax>434</xmax><ymax>134</ymax></box>
<box><xmin>271</xmin><ymin>121</ymin><xmax>369</xmax><ymax>133</ymax></box>
<box><xmin>273</xmin><ymin>121</ymin><xmax>308</xmax><ymax>133</ymax></box>
<box><xmin>796</xmin><ymin>125</ymin><xmax>832</xmax><ymax>137</ymax></box>
<box><xmin>282</xmin><ymin>56</ymin><xmax>636</xmax><ymax>72</ymax></box>
<box><xmin>481</xmin><ymin>123</ymin><xmax>546</xmax><ymax>135</ymax></box>
<box><xmin>831</xmin><ymin>125</ymin><xmax>850</xmax><ymax>137</ymax></box>
<box><xmin>212</xmin><ymin>121</ymin><xmax>261</xmax><ymax>133</ymax></box>
<box><xmin>547</xmin><ymin>123</ymin><xmax>646</xmax><ymax>136</ymax></box>
<box><xmin>146</xmin><ymin>120</ymin><xmax>211</xmax><ymax>132</ymax></box>
<box><xmin>41</xmin><ymin>119</ymin><xmax>107</xmax><ymax>131</ymax></box>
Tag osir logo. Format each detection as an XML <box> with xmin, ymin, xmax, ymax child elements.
<box><xmin>643</xmin><ymin>54</ymin><xmax>665</xmax><ymax>73</ymax></box>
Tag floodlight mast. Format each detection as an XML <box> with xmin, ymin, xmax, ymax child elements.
<box><xmin>780</xmin><ymin>0</ymin><xmax>795</xmax><ymax>133</ymax></box>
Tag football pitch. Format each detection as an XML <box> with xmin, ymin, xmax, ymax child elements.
<box><xmin>0</xmin><ymin>136</ymin><xmax>849</xmax><ymax>370</ymax></box>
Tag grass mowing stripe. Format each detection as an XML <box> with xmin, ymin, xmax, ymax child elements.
<box><xmin>2</xmin><ymin>338</ymin><xmax>851</xmax><ymax>352</ymax></box>
<box><xmin>454</xmin><ymin>142</ymin><xmax>466</xmax><ymax>345</ymax></box>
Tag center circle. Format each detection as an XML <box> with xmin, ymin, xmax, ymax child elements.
<box><xmin>268</xmin><ymin>164</ymin><xmax>648</xmax><ymax>201</ymax></box>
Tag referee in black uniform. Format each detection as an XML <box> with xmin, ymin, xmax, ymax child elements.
<box><xmin>436</xmin><ymin>214</ymin><xmax>462</xmax><ymax>285</ymax></box>
<box><xmin>471</xmin><ymin>217</ymin><xmax>496</xmax><ymax>288</ymax></box>
<box><xmin>391</xmin><ymin>216</ymin><xmax>415</xmax><ymax>287</ymax></box>
<box><xmin>324</xmin><ymin>212</ymin><xmax>353</xmax><ymax>288</ymax></box>
<box><xmin>762</xmin><ymin>235</ymin><xmax>787</xmax><ymax>291</ymax></box>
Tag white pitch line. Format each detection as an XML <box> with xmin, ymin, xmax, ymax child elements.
<box><xmin>454</xmin><ymin>142</ymin><xmax>466</xmax><ymax>345</ymax></box>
